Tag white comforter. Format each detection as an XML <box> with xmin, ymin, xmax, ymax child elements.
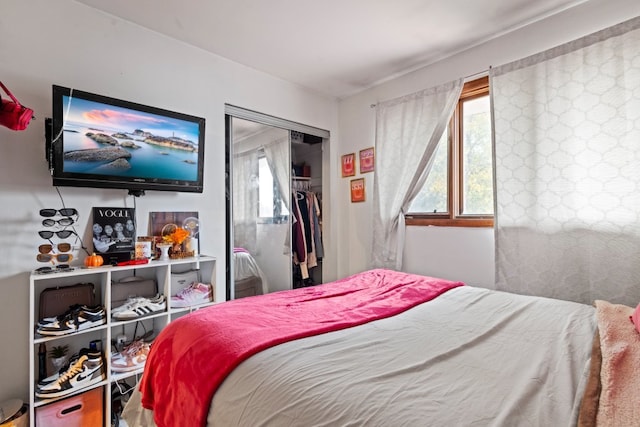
<box><xmin>234</xmin><ymin>251</ymin><xmax>268</xmax><ymax>294</ymax></box>
<box><xmin>125</xmin><ymin>286</ymin><xmax>596</xmax><ymax>426</ymax></box>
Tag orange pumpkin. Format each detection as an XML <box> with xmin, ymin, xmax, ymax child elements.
<box><xmin>84</xmin><ymin>253</ymin><xmax>104</xmax><ymax>268</ymax></box>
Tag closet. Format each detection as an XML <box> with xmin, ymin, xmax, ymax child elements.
<box><xmin>291</xmin><ymin>131</ymin><xmax>323</xmax><ymax>288</ymax></box>
<box><xmin>225</xmin><ymin>106</ymin><xmax>328</xmax><ymax>300</ymax></box>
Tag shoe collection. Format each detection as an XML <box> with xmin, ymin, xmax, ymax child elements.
<box><xmin>34</xmin><ymin>285</ymin><xmax>211</xmax><ymax>401</ymax></box>
<box><xmin>111</xmin><ymin>339</ymin><xmax>151</xmax><ymax>373</ymax></box>
<box><xmin>171</xmin><ymin>282</ymin><xmax>213</xmax><ymax>307</ymax></box>
<box><xmin>111</xmin><ymin>294</ymin><xmax>166</xmax><ymax>320</ymax></box>
<box><xmin>37</xmin><ymin>305</ymin><xmax>106</xmax><ymax>336</ymax></box>
<box><xmin>36</xmin><ymin>348</ymin><xmax>105</xmax><ymax>399</ymax></box>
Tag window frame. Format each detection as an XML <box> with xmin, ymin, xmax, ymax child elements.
<box><xmin>405</xmin><ymin>76</ymin><xmax>493</xmax><ymax>228</ymax></box>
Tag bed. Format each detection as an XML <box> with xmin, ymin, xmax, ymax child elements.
<box><xmin>122</xmin><ymin>269</ymin><xmax>640</xmax><ymax>426</ymax></box>
<box><xmin>233</xmin><ymin>248</ymin><xmax>268</xmax><ymax>298</ymax></box>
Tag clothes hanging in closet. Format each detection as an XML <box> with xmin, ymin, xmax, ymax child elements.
<box><xmin>292</xmin><ymin>190</ymin><xmax>323</xmax><ymax>283</ymax></box>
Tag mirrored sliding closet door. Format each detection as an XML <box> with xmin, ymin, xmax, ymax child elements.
<box><xmin>225</xmin><ymin>106</ymin><xmax>328</xmax><ymax>301</ymax></box>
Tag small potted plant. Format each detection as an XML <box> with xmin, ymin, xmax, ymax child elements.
<box><xmin>49</xmin><ymin>344</ymin><xmax>69</xmax><ymax>371</ymax></box>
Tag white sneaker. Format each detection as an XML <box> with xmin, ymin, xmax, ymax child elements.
<box><xmin>111</xmin><ymin>294</ymin><xmax>164</xmax><ymax>317</ymax></box>
<box><xmin>112</xmin><ymin>295</ymin><xmax>166</xmax><ymax>320</ymax></box>
<box><xmin>171</xmin><ymin>282</ymin><xmax>212</xmax><ymax>308</ymax></box>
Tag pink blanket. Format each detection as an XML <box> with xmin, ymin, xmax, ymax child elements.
<box><xmin>140</xmin><ymin>268</ymin><xmax>464</xmax><ymax>427</ymax></box>
<box><xmin>594</xmin><ymin>300</ymin><xmax>640</xmax><ymax>426</ymax></box>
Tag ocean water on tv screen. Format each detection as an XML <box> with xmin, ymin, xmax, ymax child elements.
<box><xmin>62</xmin><ymin>123</ymin><xmax>199</xmax><ymax>181</ymax></box>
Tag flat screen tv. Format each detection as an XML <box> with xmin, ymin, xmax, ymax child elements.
<box><xmin>49</xmin><ymin>85</ymin><xmax>205</xmax><ymax>194</ymax></box>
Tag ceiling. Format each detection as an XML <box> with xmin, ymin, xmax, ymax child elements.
<box><xmin>76</xmin><ymin>0</ymin><xmax>588</xmax><ymax>99</ymax></box>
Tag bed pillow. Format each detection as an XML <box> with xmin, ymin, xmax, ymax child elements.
<box><xmin>630</xmin><ymin>302</ymin><xmax>640</xmax><ymax>334</ymax></box>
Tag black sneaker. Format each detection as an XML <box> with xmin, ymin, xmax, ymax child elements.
<box><xmin>37</xmin><ymin>305</ymin><xmax>106</xmax><ymax>336</ymax></box>
<box><xmin>35</xmin><ymin>352</ymin><xmax>105</xmax><ymax>399</ymax></box>
<box><xmin>37</xmin><ymin>348</ymin><xmax>101</xmax><ymax>386</ymax></box>
<box><xmin>37</xmin><ymin>304</ymin><xmax>84</xmax><ymax>327</ymax></box>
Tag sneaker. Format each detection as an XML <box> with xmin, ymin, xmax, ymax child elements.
<box><xmin>37</xmin><ymin>305</ymin><xmax>106</xmax><ymax>336</ymax></box>
<box><xmin>111</xmin><ymin>340</ymin><xmax>151</xmax><ymax>373</ymax></box>
<box><xmin>37</xmin><ymin>304</ymin><xmax>84</xmax><ymax>327</ymax></box>
<box><xmin>38</xmin><ymin>348</ymin><xmax>101</xmax><ymax>386</ymax></box>
<box><xmin>111</xmin><ymin>294</ymin><xmax>165</xmax><ymax>318</ymax></box>
<box><xmin>35</xmin><ymin>352</ymin><xmax>105</xmax><ymax>399</ymax></box>
<box><xmin>171</xmin><ymin>282</ymin><xmax>212</xmax><ymax>308</ymax></box>
<box><xmin>112</xmin><ymin>295</ymin><xmax>166</xmax><ymax>320</ymax></box>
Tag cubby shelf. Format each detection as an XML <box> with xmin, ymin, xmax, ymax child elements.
<box><xmin>28</xmin><ymin>255</ymin><xmax>217</xmax><ymax>427</ymax></box>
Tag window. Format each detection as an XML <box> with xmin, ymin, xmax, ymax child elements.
<box><xmin>407</xmin><ymin>76</ymin><xmax>493</xmax><ymax>227</ymax></box>
<box><xmin>258</xmin><ymin>156</ymin><xmax>289</xmax><ymax>222</ymax></box>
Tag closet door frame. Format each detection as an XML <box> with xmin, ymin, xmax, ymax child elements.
<box><xmin>225</xmin><ymin>105</ymin><xmax>330</xmax><ymax>301</ymax></box>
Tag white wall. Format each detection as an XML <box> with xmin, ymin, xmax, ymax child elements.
<box><xmin>0</xmin><ymin>0</ymin><xmax>338</xmax><ymax>403</ymax></box>
<box><xmin>337</xmin><ymin>0</ymin><xmax>640</xmax><ymax>282</ymax></box>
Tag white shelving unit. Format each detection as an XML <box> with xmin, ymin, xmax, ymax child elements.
<box><xmin>28</xmin><ymin>255</ymin><xmax>217</xmax><ymax>427</ymax></box>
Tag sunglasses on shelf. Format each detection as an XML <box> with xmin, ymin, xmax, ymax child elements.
<box><xmin>42</xmin><ymin>217</ymin><xmax>75</xmax><ymax>227</ymax></box>
<box><xmin>37</xmin><ymin>253</ymin><xmax>74</xmax><ymax>263</ymax></box>
<box><xmin>39</xmin><ymin>208</ymin><xmax>78</xmax><ymax>217</ymax></box>
<box><xmin>38</xmin><ymin>230</ymin><xmax>75</xmax><ymax>239</ymax></box>
<box><xmin>38</xmin><ymin>243</ymin><xmax>72</xmax><ymax>254</ymax></box>
<box><xmin>34</xmin><ymin>265</ymin><xmax>74</xmax><ymax>274</ymax></box>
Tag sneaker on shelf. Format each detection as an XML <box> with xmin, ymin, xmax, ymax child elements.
<box><xmin>171</xmin><ymin>282</ymin><xmax>212</xmax><ymax>308</ymax></box>
<box><xmin>37</xmin><ymin>304</ymin><xmax>84</xmax><ymax>327</ymax></box>
<box><xmin>111</xmin><ymin>294</ymin><xmax>165</xmax><ymax>319</ymax></box>
<box><xmin>38</xmin><ymin>348</ymin><xmax>102</xmax><ymax>386</ymax></box>
<box><xmin>35</xmin><ymin>351</ymin><xmax>105</xmax><ymax>399</ymax></box>
<box><xmin>37</xmin><ymin>305</ymin><xmax>106</xmax><ymax>336</ymax></box>
<box><xmin>112</xmin><ymin>295</ymin><xmax>166</xmax><ymax>320</ymax></box>
<box><xmin>111</xmin><ymin>339</ymin><xmax>151</xmax><ymax>373</ymax></box>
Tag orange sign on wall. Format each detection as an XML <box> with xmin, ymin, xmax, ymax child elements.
<box><xmin>350</xmin><ymin>178</ymin><xmax>365</xmax><ymax>202</ymax></box>
<box><xmin>341</xmin><ymin>153</ymin><xmax>355</xmax><ymax>177</ymax></box>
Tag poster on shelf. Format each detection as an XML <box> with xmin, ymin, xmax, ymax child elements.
<box><xmin>92</xmin><ymin>207</ymin><xmax>136</xmax><ymax>262</ymax></box>
<box><xmin>149</xmin><ymin>211</ymin><xmax>200</xmax><ymax>257</ymax></box>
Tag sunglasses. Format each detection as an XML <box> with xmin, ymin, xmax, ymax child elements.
<box><xmin>37</xmin><ymin>253</ymin><xmax>74</xmax><ymax>263</ymax></box>
<box><xmin>42</xmin><ymin>217</ymin><xmax>75</xmax><ymax>227</ymax></box>
<box><xmin>38</xmin><ymin>230</ymin><xmax>75</xmax><ymax>239</ymax></box>
<box><xmin>39</xmin><ymin>208</ymin><xmax>78</xmax><ymax>217</ymax></box>
<box><xmin>38</xmin><ymin>243</ymin><xmax>72</xmax><ymax>254</ymax></box>
<box><xmin>34</xmin><ymin>265</ymin><xmax>74</xmax><ymax>274</ymax></box>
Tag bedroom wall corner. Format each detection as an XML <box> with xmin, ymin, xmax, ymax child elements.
<box><xmin>336</xmin><ymin>0</ymin><xmax>640</xmax><ymax>283</ymax></box>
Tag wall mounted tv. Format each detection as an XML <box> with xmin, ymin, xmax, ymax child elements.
<box><xmin>49</xmin><ymin>85</ymin><xmax>205</xmax><ymax>195</ymax></box>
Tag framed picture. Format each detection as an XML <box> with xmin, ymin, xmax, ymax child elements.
<box><xmin>92</xmin><ymin>207</ymin><xmax>136</xmax><ymax>264</ymax></box>
<box><xmin>149</xmin><ymin>211</ymin><xmax>199</xmax><ymax>237</ymax></box>
<box><xmin>350</xmin><ymin>178</ymin><xmax>366</xmax><ymax>203</ymax></box>
<box><xmin>359</xmin><ymin>147</ymin><xmax>375</xmax><ymax>173</ymax></box>
<box><xmin>341</xmin><ymin>153</ymin><xmax>356</xmax><ymax>177</ymax></box>
<box><xmin>149</xmin><ymin>211</ymin><xmax>200</xmax><ymax>257</ymax></box>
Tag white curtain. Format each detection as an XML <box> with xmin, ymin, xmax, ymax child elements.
<box><xmin>263</xmin><ymin>136</ymin><xmax>290</xmax><ymax>214</ymax></box>
<box><xmin>372</xmin><ymin>79</ymin><xmax>463</xmax><ymax>269</ymax></box>
<box><xmin>232</xmin><ymin>148</ymin><xmax>259</xmax><ymax>254</ymax></box>
<box><xmin>491</xmin><ymin>16</ymin><xmax>640</xmax><ymax>305</ymax></box>
<box><xmin>263</xmin><ymin>136</ymin><xmax>292</xmax><ymax>255</ymax></box>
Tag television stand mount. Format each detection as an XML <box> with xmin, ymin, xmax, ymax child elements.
<box><xmin>128</xmin><ymin>189</ymin><xmax>145</xmax><ymax>197</ymax></box>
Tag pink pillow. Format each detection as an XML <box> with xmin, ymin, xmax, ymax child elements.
<box><xmin>631</xmin><ymin>302</ymin><xmax>640</xmax><ymax>333</ymax></box>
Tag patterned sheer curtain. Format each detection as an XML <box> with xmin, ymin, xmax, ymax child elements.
<box><xmin>372</xmin><ymin>79</ymin><xmax>463</xmax><ymax>269</ymax></box>
<box><xmin>491</xmin><ymin>17</ymin><xmax>640</xmax><ymax>305</ymax></box>
<box><xmin>233</xmin><ymin>148</ymin><xmax>259</xmax><ymax>254</ymax></box>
